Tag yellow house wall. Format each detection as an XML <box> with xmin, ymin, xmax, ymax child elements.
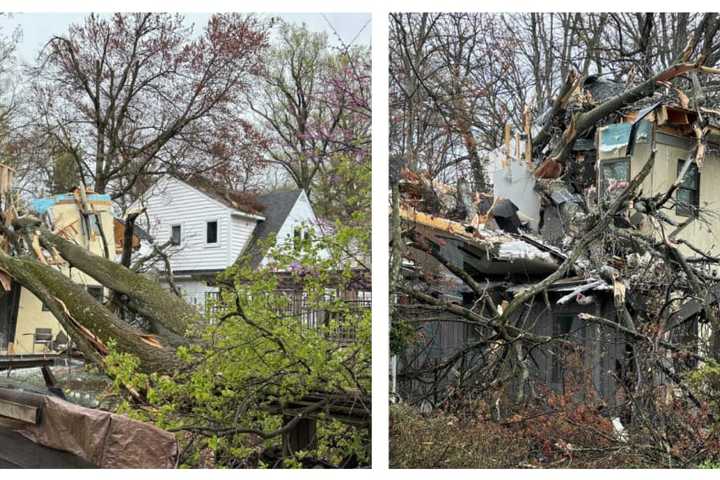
<box><xmin>12</xmin><ymin>199</ymin><xmax>115</xmax><ymax>353</ymax></box>
<box><xmin>599</xmin><ymin>130</ymin><xmax>720</xmax><ymax>259</ymax></box>
<box><xmin>13</xmin><ymin>288</ymin><xmax>66</xmax><ymax>354</ymax></box>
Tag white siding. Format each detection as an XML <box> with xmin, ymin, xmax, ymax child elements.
<box><xmin>173</xmin><ymin>279</ymin><xmax>219</xmax><ymax>315</ymax></box>
<box><xmin>229</xmin><ymin>215</ymin><xmax>258</xmax><ymax>264</ymax></box>
<box><xmin>137</xmin><ymin>176</ymin><xmax>257</xmax><ymax>272</ymax></box>
<box><xmin>491</xmin><ymin>139</ymin><xmax>541</xmax><ymax>231</ymax></box>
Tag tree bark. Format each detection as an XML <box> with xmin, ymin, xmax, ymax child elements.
<box><xmin>549</xmin><ymin>62</ymin><xmax>699</xmax><ymax>162</ymax></box>
<box><xmin>30</xmin><ymin>224</ymin><xmax>199</xmax><ymax>344</ymax></box>
<box><xmin>0</xmin><ymin>253</ymin><xmax>180</xmax><ymax>373</ymax></box>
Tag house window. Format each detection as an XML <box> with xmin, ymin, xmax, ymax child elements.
<box><xmin>206</xmin><ymin>221</ymin><xmax>218</xmax><ymax>244</ymax></box>
<box><xmin>170</xmin><ymin>225</ymin><xmax>181</xmax><ymax>245</ymax></box>
<box><xmin>87</xmin><ymin>286</ymin><xmax>104</xmax><ymax>303</ymax></box>
<box><xmin>292</xmin><ymin>226</ymin><xmax>312</xmax><ymax>252</ymax></box>
<box><xmin>600</xmin><ymin>157</ymin><xmax>630</xmax><ymax>196</ymax></box>
<box><xmin>676</xmin><ymin>160</ymin><xmax>700</xmax><ymax>217</ymax></box>
<box><xmin>551</xmin><ymin>314</ymin><xmax>575</xmax><ymax>384</ymax></box>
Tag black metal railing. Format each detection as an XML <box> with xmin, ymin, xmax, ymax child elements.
<box><xmin>204</xmin><ymin>290</ymin><xmax>370</xmax><ymax>345</ymax></box>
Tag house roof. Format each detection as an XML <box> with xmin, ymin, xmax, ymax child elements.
<box><xmin>176</xmin><ymin>174</ymin><xmax>266</xmax><ymax>219</ymax></box>
<box><xmin>240</xmin><ymin>189</ymin><xmax>303</xmax><ymax>268</ymax></box>
<box><xmin>400</xmin><ymin>206</ymin><xmax>563</xmax><ymax>277</ymax></box>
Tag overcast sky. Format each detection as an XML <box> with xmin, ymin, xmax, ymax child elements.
<box><xmin>0</xmin><ymin>12</ymin><xmax>371</xmax><ymax>63</ymax></box>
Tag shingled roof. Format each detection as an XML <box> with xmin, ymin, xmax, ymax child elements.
<box><xmin>180</xmin><ymin>174</ymin><xmax>266</xmax><ymax>217</ymax></box>
<box><xmin>240</xmin><ymin>189</ymin><xmax>303</xmax><ymax>268</ymax></box>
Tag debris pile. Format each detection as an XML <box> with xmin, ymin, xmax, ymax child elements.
<box><xmin>393</xmin><ymin>55</ymin><xmax>720</xmax><ymax>422</ymax></box>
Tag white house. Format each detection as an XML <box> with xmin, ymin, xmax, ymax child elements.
<box><xmin>133</xmin><ymin>175</ymin><xmax>321</xmax><ymax>311</ymax></box>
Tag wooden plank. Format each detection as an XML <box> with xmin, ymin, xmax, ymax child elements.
<box><xmin>0</xmin><ymin>398</ymin><xmax>40</xmax><ymax>425</ymax></box>
<box><xmin>0</xmin><ymin>354</ymin><xmax>60</xmax><ymax>371</ymax></box>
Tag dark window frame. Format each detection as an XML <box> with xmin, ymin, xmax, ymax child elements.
<box><xmin>87</xmin><ymin>286</ymin><xmax>104</xmax><ymax>304</ymax></box>
<box><xmin>206</xmin><ymin>220</ymin><xmax>218</xmax><ymax>244</ymax></box>
<box><xmin>170</xmin><ymin>224</ymin><xmax>182</xmax><ymax>246</ymax></box>
<box><xmin>676</xmin><ymin>159</ymin><xmax>700</xmax><ymax>217</ymax></box>
<box><xmin>293</xmin><ymin>226</ymin><xmax>303</xmax><ymax>252</ymax></box>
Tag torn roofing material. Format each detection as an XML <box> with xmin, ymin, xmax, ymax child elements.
<box><xmin>0</xmin><ymin>387</ymin><xmax>178</xmax><ymax>468</ymax></box>
<box><xmin>400</xmin><ymin>206</ymin><xmax>562</xmax><ymax>276</ymax></box>
<box><xmin>115</xmin><ymin>217</ymin><xmax>153</xmax><ymax>243</ymax></box>
<box><xmin>180</xmin><ymin>174</ymin><xmax>267</xmax><ymax>217</ymax></box>
<box><xmin>0</xmin><ymin>427</ymin><xmax>93</xmax><ymax>468</ymax></box>
<box><xmin>488</xmin><ymin>198</ymin><xmax>522</xmax><ymax>233</ymax></box>
<box><xmin>581</xmin><ymin>75</ymin><xmax>626</xmax><ymax>103</ymax></box>
<box><xmin>625</xmin><ymin>100</ymin><xmax>663</xmax><ymax>155</ymax></box>
<box><xmin>31</xmin><ymin>193</ymin><xmax>111</xmax><ymax>215</ymax></box>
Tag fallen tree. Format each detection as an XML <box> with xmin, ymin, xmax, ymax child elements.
<box><xmin>390</xmin><ymin>12</ymin><xmax>720</xmax><ymax>469</ymax></box>
<box><xmin>0</xmin><ymin>203</ymin><xmax>371</xmax><ymax>467</ymax></box>
<box><xmin>0</xmin><ymin>252</ymin><xmax>181</xmax><ymax>373</ymax></box>
<box><xmin>28</xmin><ymin>220</ymin><xmax>199</xmax><ymax>343</ymax></box>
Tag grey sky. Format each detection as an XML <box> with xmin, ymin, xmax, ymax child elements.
<box><xmin>0</xmin><ymin>12</ymin><xmax>371</xmax><ymax>63</ymax></box>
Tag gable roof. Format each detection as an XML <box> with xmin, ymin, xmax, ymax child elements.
<box><xmin>240</xmin><ymin>189</ymin><xmax>303</xmax><ymax>268</ymax></box>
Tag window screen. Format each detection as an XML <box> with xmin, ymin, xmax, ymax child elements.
<box><xmin>600</xmin><ymin>157</ymin><xmax>630</xmax><ymax>194</ymax></box>
<box><xmin>207</xmin><ymin>221</ymin><xmax>218</xmax><ymax>244</ymax></box>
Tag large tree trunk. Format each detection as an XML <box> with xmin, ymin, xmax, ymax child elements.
<box><xmin>549</xmin><ymin>62</ymin><xmax>700</xmax><ymax>162</ymax></box>
<box><xmin>0</xmin><ymin>253</ymin><xmax>180</xmax><ymax>374</ymax></box>
<box><xmin>28</xmin><ymin>223</ymin><xmax>199</xmax><ymax>344</ymax></box>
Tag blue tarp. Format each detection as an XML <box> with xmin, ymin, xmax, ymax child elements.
<box><xmin>30</xmin><ymin>193</ymin><xmax>112</xmax><ymax>214</ymax></box>
<box><xmin>599</xmin><ymin>123</ymin><xmax>631</xmax><ymax>152</ymax></box>
<box><xmin>600</xmin><ymin>121</ymin><xmax>652</xmax><ymax>154</ymax></box>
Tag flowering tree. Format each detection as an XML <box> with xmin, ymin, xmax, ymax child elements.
<box><xmin>22</xmin><ymin>13</ymin><xmax>269</xmax><ymax>203</ymax></box>
<box><xmin>251</xmin><ymin>22</ymin><xmax>371</xmax><ymax>225</ymax></box>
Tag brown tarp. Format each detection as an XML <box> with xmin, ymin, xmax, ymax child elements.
<box><xmin>16</xmin><ymin>395</ymin><xmax>177</xmax><ymax>468</ymax></box>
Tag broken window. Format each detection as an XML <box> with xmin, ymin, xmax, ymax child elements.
<box><xmin>170</xmin><ymin>225</ymin><xmax>181</xmax><ymax>245</ymax></box>
<box><xmin>676</xmin><ymin>160</ymin><xmax>700</xmax><ymax>217</ymax></box>
<box><xmin>600</xmin><ymin>157</ymin><xmax>630</xmax><ymax>198</ymax></box>
<box><xmin>206</xmin><ymin>221</ymin><xmax>218</xmax><ymax>244</ymax></box>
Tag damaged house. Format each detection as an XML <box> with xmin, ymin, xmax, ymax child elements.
<box><xmin>394</xmin><ymin>68</ymin><xmax>720</xmax><ymax>410</ymax></box>
<box><xmin>0</xmin><ymin>185</ymin><xmax>122</xmax><ymax>355</ymax></box>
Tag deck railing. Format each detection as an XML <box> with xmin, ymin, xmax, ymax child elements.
<box><xmin>204</xmin><ymin>290</ymin><xmax>370</xmax><ymax>345</ymax></box>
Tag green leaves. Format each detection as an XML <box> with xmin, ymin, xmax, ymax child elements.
<box><xmin>106</xmin><ymin>223</ymin><xmax>370</xmax><ymax>467</ymax></box>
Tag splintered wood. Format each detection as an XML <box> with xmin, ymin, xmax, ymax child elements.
<box><xmin>400</xmin><ymin>206</ymin><xmax>474</xmax><ymax>239</ymax></box>
<box><xmin>503</xmin><ymin>123</ymin><xmax>512</xmax><ymax>168</ymax></box>
<box><xmin>0</xmin><ymin>164</ymin><xmax>14</xmax><ymax>197</ymax></box>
